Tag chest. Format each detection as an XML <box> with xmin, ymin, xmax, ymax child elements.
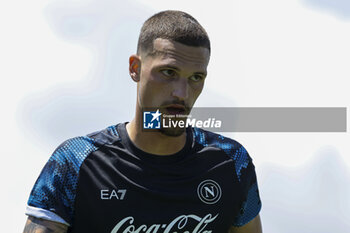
<box><xmin>70</xmin><ymin>149</ymin><xmax>243</xmax><ymax>233</ymax></box>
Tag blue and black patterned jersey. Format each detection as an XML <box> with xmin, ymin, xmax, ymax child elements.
<box><xmin>26</xmin><ymin>122</ymin><xmax>261</xmax><ymax>233</ymax></box>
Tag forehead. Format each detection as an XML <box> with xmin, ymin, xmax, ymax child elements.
<box><xmin>147</xmin><ymin>38</ymin><xmax>210</xmax><ymax>68</ymax></box>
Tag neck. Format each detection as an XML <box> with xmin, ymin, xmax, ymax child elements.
<box><xmin>126</xmin><ymin>116</ymin><xmax>187</xmax><ymax>156</ymax></box>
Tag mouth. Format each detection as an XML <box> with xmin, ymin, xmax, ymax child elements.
<box><xmin>164</xmin><ymin>104</ymin><xmax>186</xmax><ymax>115</ymax></box>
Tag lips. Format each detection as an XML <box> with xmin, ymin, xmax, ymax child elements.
<box><xmin>164</xmin><ymin>104</ymin><xmax>186</xmax><ymax>115</ymax></box>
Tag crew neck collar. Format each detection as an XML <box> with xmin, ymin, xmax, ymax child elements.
<box><xmin>117</xmin><ymin>122</ymin><xmax>194</xmax><ymax>164</ymax></box>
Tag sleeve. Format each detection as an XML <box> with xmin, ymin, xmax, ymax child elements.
<box><xmin>231</xmin><ymin>145</ymin><xmax>262</xmax><ymax>227</ymax></box>
<box><xmin>25</xmin><ymin>137</ymin><xmax>97</xmax><ymax>226</ymax></box>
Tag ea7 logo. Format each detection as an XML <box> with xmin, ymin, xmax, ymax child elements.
<box><xmin>100</xmin><ymin>189</ymin><xmax>127</xmax><ymax>200</ymax></box>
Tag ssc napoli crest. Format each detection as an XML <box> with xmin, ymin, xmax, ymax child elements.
<box><xmin>197</xmin><ymin>179</ymin><xmax>222</xmax><ymax>205</ymax></box>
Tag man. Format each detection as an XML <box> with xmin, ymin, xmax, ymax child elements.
<box><xmin>23</xmin><ymin>10</ymin><xmax>262</xmax><ymax>233</ymax></box>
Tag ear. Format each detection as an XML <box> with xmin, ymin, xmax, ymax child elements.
<box><xmin>129</xmin><ymin>55</ymin><xmax>141</xmax><ymax>82</ymax></box>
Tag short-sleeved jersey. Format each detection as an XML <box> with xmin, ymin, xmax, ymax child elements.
<box><xmin>26</xmin><ymin>123</ymin><xmax>261</xmax><ymax>233</ymax></box>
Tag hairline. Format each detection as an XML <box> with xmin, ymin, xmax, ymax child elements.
<box><xmin>138</xmin><ymin>38</ymin><xmax>211</xmax><ymax>59</ymax></box>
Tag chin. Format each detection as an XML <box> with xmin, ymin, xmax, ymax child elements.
<box><xmin>159</xmin><ymin>126</ymin><xmax>186</xmax><ymax>137</ymax></box>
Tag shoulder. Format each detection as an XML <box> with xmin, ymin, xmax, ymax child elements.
<box><xmin>50</xmin><ymin>124</ymin><xmax>121</xmax><ymax>166</ymax></box>
<box><xmin>192</xmin><ymin>127</ymin><xmax>251</xmax><ymax>161</ymax></box>
<box><xmin>192</xmin><ymin>127</ymin><xmax>253</xmax><ymax>181</ymax></box>
<box><xmin>26</xmin><ymin>124</ymin><xmax>122</xmax><ymax>224</ymax></box>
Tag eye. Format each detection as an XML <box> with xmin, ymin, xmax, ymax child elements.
<box><xmin>189</xmin><ymin>74</ymin><xmax>204</xmax><ymax>82</ymax></box>
<box><xmin>161</xmin><ymin>69</ymin><xmax>176</xmax><ymax>77</ymax></box>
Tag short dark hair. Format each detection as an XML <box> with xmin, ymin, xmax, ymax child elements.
<box><xmin>137</xmin><ymin>10</ymin><xmax>210</xmax><ymax>56</ymax></box>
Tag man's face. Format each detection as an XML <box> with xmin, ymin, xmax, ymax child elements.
<box><xmin>134</xmin><ymin>38</ymin><xmax>210</xmax><ymax>136</ymax></box>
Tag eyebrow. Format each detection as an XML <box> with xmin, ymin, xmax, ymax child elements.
<box><xmin>159</xmin><ymin>65</ymin><xmax>207</xmax><ymax>77</ymax></box>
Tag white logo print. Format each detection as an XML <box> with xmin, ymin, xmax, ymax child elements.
<box><xmin>100</xmin><ymin>189</ymin><xmax>127</xmax><ymax>200</ymax></box>
<box><xmin>143</xmin><ymin>109</ymin><xmax>162</xmax><ymax>129</ymax></box>
<box><xmin>197</xmin><ymin>180</ymin><xmax>222</xmax><ymax>205</ymax></box>
<box><xmin>110</xmin><ymin>213</ymin><xmax>218</xmax><ymax>233</ymax></box>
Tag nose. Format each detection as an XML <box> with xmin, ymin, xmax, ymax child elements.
<box><xmin>171</xmin><ymin>78</ymin><xmax>188</xmax><ymax>101</ymax></box>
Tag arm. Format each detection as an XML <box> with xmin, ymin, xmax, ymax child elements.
<box><xmin>23</xmin><ymin>216</ymin><xmax>68</xmax><ymax>233</ymax></box>
<box><xmin>229</xmin><ymin>215</ymin><xmax>262</xmax><ymax>233</ymax></box>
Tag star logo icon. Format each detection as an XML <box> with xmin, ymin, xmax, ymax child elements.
<box><xmin>143</xmin><ymin>109</ymin><xmax>162</xmax><ymax>129</ymax></box>
<box><xmin>150</xmin><ymin>109</ymin><xmax>162</xmax><ymax>122</ymax></box>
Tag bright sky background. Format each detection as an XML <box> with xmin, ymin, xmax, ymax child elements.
<box><xmin>1</xmin><ymin>0</ymin><xmax>349</xmax><ymax>232</ymax></box>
